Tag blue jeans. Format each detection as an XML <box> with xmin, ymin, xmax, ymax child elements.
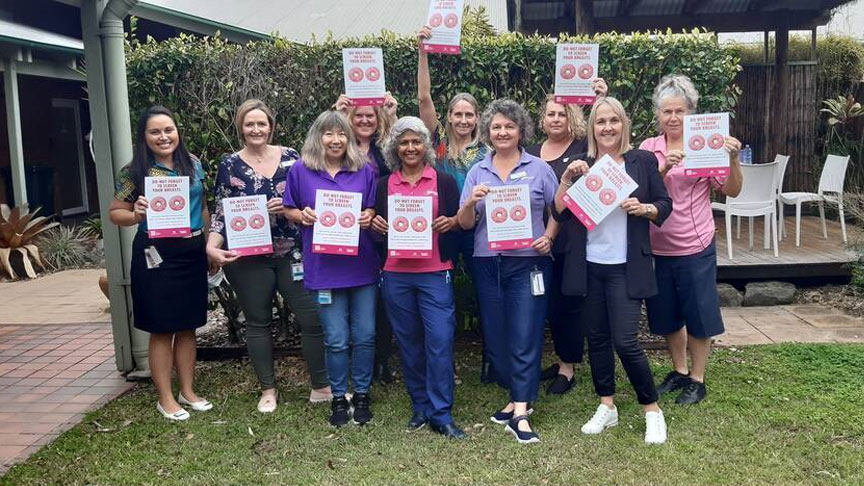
<box><xmin>473</xmin><ymin>256</ymin><xmax>550</xmax><ymax>403</ymax></box>
<box><xmin>381</xmin><ymin>271</ymin><xmax>456</xmax><ymax>426</ymax></box>
<box><xmin>317</xmin><ymin>284</ymin><xmax>377</xmax><ymax>397</ymax></box>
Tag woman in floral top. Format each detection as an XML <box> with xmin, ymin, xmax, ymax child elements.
<box><xmin>206</xmin><ymin>99</ymin><xmax>330</xmax><ymax>413</ymax></box>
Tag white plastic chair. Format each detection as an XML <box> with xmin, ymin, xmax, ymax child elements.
<box><xmin>779</xmin><ymin>154</ymin><xmax>850</xmax><ymax>247</ymax></box>
<box><xmin>712</xmin><ymin>161</ymin><xmax>779</xmax><ymax>259</ymax></box>
<box><xmin>735</xmin><ymin>154</ymin><xmax>789</xmax><ymax>247</ymax></box>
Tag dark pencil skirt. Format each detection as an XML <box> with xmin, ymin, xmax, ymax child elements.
<box><xmin>130</xmin><ymin>230</ymin><xmax>208</xmax><ymax>334</ymax></box>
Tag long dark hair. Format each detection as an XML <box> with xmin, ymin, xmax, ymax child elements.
<box><xmin>128</xmin><ymin>106</ymin><xmax>196</xmax><ymax>191</ymax></box>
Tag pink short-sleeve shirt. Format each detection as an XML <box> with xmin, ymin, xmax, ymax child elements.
<box><xmin>640</xmin><ymin>135</ymin><xmax>725</xmax><ymax>256</ymax></box>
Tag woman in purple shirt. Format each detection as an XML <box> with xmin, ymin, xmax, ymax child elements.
<box><xmin>283</xmin><ymin>111</ymin><xmax>379</xmax><ymax>427</ymax></box>
<box><xmin>457</xmin><ymin>99</ymin><xmax>559</xmax><ymax>444</ymax></box>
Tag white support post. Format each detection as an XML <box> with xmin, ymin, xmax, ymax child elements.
<box><xmin>2</xmin><ymin>59</ymin><xmax>27</xmax><ymax>207</ymax></box>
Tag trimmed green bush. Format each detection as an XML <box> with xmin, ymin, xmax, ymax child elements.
<box><xmin>127</xmin><ymin>28</ymin><xmax>741</xmax><ymax>185</ymax></box>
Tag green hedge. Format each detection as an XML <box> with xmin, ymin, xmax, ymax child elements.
<box><xmin>126</xmin><ymin>29</ymin><xmax>741</xmax><ymax>182</ymax></box>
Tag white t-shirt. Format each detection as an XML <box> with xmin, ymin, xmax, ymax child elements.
<box><xmin>586</xmin><ymin>206</ymin><xmax>628</xmax><ymax>264</ymax></box>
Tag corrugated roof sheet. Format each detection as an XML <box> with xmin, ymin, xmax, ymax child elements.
<box><xmin>0</xmin><ymin>18</ymin><xmax>83</xmax><ymax>53</ymax></box>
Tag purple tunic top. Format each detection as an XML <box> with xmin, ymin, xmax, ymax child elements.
<box><xmin>283</xmin><ymin>160</ymin><xmax>380</xmax><ymax>290</ymax></box>
<box><xmin>460</xmin><ymin>149</ymin><xmax>558</xmax><ymax>257</ymax></box>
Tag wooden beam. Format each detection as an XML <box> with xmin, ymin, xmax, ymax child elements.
<box><xmin>682</xmin><ymin>0</ymin><xmax>708</xmax><ymax>15</ymax></box>
<box><xmin>771</xmin><ymin>25</ymin><xmax>790</xmax><ymax>158</ymax></box>
<box><xmin>617</xmin><ymin>0</ymin><xmax>641</xmax><ymax>17</ymax></box>
<box><xmin>574</xmin><ymin>0</ymin><xmax>595</xmax><ymax>35</ymax></box>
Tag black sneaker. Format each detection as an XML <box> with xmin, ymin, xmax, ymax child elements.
<box><xmin>546</xmin><ymin>374</ymin><xmax>575</xmax><ymax>395</ymax></box>
<box><xmin>407</xmin><ymin>412</ymin><xmax>428</xmax><ymax>430</ymax></box>
<box><xmin>656</xmin><ymin>371</ymin><xmax>692</xmax><ymax>395</ymax></box>
<box><xmin>675</xmin><ymin>381</ymin><xmax>707</xmax><ymax>405</ymax></box>
<box><xmin>351</xmin><ymin>393</ymin><xmax>373</xmax><ymax>425</ymax></box>
<box><xmin>329</xmin><ymin>396</ymin><xmax>351</xmax><ymax>427</ymax></box>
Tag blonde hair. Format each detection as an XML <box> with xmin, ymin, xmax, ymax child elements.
<box><xmin>234</xmin><ymin>99</ymin><xmax>276</xmax><ymax>145</ymax></box>
<box><xmin>444</xmin><ymin>93</ymin><xmax>481</xmax><ymax>159</ymax></box>
<box><xmin>301</xmin><ymin>111</ymin><xmax>367</xmax><ymax>172</ymax></box>
<box><xmin>587</xmin><ymin>97</ymin><xmax>632</xmax><ymax>158</ymax></box>
<box><xmin>347</xmin><ymin>105</ymin><xmax>393</xmax><ymax>149</ymax></box>
<box><xmin>540</xmin><ymin>94</ymin><xmax>587</xmax><ymax>141</ymax></box>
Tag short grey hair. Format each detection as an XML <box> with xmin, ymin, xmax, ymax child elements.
<box><xmin>383</xmin><ymin>116</ymin><xmax>436</xmax><ymax>172</ymax></box>
<box><xmin>652</xmin><ymin>74</ymin><xmax>700</xmax><ymax>131</ymax></box>
<box><xmin>478</xmin><ymin>99</ymin><xmax>534</xmax><ymax>147</ymax></box>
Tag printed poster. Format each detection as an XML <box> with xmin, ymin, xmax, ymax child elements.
<box><xmin>562</xmin><ymin>154</ymin><xmax>639</xmax><ymax>231</ymax></box>
<box><xmin>485</xmin><ymin>185</ymin><xmax>533</xmax><ymax>250</ymax></box>
<box><xmin>342</xmin><ymin>48</ymin><xmax>386</xmax><ymax>106</ymax></box>
<box><xmin>422</xmin><ymin>0</ymin><xmax>465</xmax><ymax>55</ymax></box>
<box><xmin>144</xmin><ymin>176</ymin><xmax>190</xmax><ymax>238</ymax></box>
<box><xmin>312</xmin><ymin>189</ymin><xmax>362</xmax><ymax>255</ymax></box>
<box><xmin>223</xmin><ymin>195</ymin><xmax>273</xmax><ymax>256</ymax></box>
<box><xmin>554</xmin><ymin>43</ymin><xmax>600</xmax><ymax>105</ymax></box>
<box><xmin>683</xmin><ymin>112</ymin><xmax>730</xmax><ymax>177</ymax></box>
<box><xmin>388</xmin><ymin>195</ymin><xmax>433</xmax><ymax>258</ymax></box>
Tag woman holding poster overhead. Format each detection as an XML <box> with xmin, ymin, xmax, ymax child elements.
<box><xmin>640</xmin><ymin>75</ymin><xmax>742</xmax><ymax>405</ymax></box>
<box><xmin>552</xmin><ymin>97</ymin><xmax>672</xmax><ymax>444</ymax></box>
<box><xmin>283</xmin><ymin>110</ymin><xmax>379</xmax><ymax>427</ymax></box>
<box><xmin>109</xmin><ymin>106</ymin><xmax>211</xmax><ymax>421</ymax></box>
<box><xmin>457</xmin><ymin>99</ymin><xmax>558</xmax><ymax>444</ymax></box>
<box><xmin>370</xmin><ymin>116</ymin><xmax>465</xmax><ymax>439</ymax></box>
<box><xmin>205</xmin><ymin>99</ymin><xmax>329</xmax><ymax>413</ymax></box>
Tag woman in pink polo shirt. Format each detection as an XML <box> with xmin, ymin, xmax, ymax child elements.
<box><xmin>640</xmin><ymin>75</ymin><xmax>743</xmax><ymax>405</ymax></box>
<box><xmin>371</xmin><ymin>116</ymin><xmax>465</xmax><ymax>439</ymax></box>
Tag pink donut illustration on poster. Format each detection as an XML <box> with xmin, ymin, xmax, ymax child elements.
<box><xmin>144</xmin><ymin>176</ymin><xmax>192</xmax><ymax>238</ymax></box>
<box><xmin>313</xmin><ymin>189</ymin><xmax>362</xmax><ymax>255</ymax></box>
<box><xmin>554</xmin><ymin>43</ymin><xmax>599</xmax><ymax>105</ymax></box>
<box><xmin>388</xmin><ymin>195</ymin><xmax>433</xmax><ymax>258</ymax></box>
<box><xmin>560</xmin><ymin>154</ymin><xmax>639</xmax><ymax>232</ymax></box>
<box><xmin>342</xmin><ymin>48</ymin><xmax>386</xmax><ymax>106</ymax></box>
<box><xmin>422</xmin><ymin>0</ymin><xmax>465</xmax><ymax>55</ymax></box>
<box><xmin>683</xmin><ymin>113</ymin><xmax>731</xmax><ymax>178</ymax></box>
<box><xmin>429</xmin><ymin>13</ymin><xmax>443</xmax><ymax>27</ymax></box>
<box><xmin>485</xmin><ymin>185</ymin><xmax>533</xmax><ymax>250</ymax></box>
<box><xmin>223</xmin><ymin>194</ymin><xmax>274</xmax><ymax>256</ymax></box>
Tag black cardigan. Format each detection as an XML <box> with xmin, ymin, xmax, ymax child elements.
<box><xmin>552</xmin><ymin>149</ymin><xmax>673</xmax><ymax>299</ymax></box>
<box><xmin>374</xmin><ymin>168</ymin><xmax>461</xmax><ymax>264</ymax></box>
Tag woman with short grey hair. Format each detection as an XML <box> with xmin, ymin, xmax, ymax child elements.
<box><xmin>640</xmin><ymin>74</ymin><xmax>743</xmax><ymax>405</ymax></box>
<box><xmin>371</xmin><ymin>116</ymin><xmax>465</xmax><ymax>438</ymax></box>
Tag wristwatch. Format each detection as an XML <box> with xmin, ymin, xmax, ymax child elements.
<box><xmin>644</xmin><ymin>205</ymin><xmax>653</xmax><ymax>217</ymax></box>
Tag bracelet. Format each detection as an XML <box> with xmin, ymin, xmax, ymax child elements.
<box><xmin>561</xmin><ymin>178</ymin><xmax>573</xmax><ymax>187</ymax></box>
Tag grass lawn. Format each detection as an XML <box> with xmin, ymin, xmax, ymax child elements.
<box><xmin>2</xmin><ymin>343</ymin><xmax>863</xmax><ymax>486</ymax></box>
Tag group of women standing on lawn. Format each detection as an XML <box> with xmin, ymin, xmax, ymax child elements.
<box><xmin>108</xmin><ymin>26</ymin><xmax>743</xmax><ymax>445</ymax></box>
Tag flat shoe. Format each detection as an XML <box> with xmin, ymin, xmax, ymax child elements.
<box><xmin>546</xmin><ymin>374</ymin><xmax>574</xmax><ymax>395</ymax></box>
<box><xmin>309</xmin><ymin>388</ymin><xmax>333</xmax><ymax>404</ymax></box>
<box><xmin>540</xmin><ymin>363</ymin><xmax>560</xmax><ymax>381</ymax></box>
<box><xmin>178</xmin><ymin>392</ymin><xmax>213</xmax><ymax>412</ymax></box>
<box><xmin>157</xmin><ymin>402</ymin><xmax>189</xmax><ymax>421</ymax></box>
<box><xmin>257</xmin><ymin>391</ymin><xmax>279</xmax><ymax>413</ymax></box>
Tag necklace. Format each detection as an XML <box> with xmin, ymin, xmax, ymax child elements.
<box><xmin>246</xmin><ymin>145</ymin><xmax>270</xmax><ymax>164</ymax></box>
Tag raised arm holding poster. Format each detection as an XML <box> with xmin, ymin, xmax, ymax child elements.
<box><xmin>422</xmin><ymin>0</ymin><xmax>465</xmax><ymax>55</ymax></box>
<box><xmin>312</xmin><ymin>189</ymin><xmax>362</xmax><ymax>255</ymax></box>
<box><xmin>145</xmin><ymin>176</ymin><xmax>191</xmax><ymax>238</ymax></box>
<box><xmin>683</xmin><ymin>112</ymin><xmax>730</xmax><ymax>177</ymax></box>
<box><xmin>561</xmin><ymin>154</ymin><xmax>639</xmax><ymax>231</ymax></box>
<box><xmin>554</xmin><ymin>43</ymin><xmax>600</xmax><ymax>105</ymax></box>
<box><xmin>342</xmin><ymin>48</ymin><xmax>386</xmax><ymax>106</ymax></box>
<box><xmin>223</xmin><ymin>194</ymin><xmax>273</xmax><ymax>256</ymax></box>
<box><xmin>485</xmin><ymin>185</ymin><xmax>533</xmax><ymax>250</ymax></box>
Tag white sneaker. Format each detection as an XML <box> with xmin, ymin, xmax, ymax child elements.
<box><xmin>644</xmin><ymin>410</ymin><xmax>667</xmax><ymax>444</ymax></box>
<box><xmin>581</xmin><ymin>404</ymin><xmax>618</xmax><ymax>434</ymax></box>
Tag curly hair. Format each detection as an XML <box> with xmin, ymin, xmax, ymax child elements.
<box><xmin>383</xmin><ymin>116</ymin><xmax>436</xmax><ymax>172</ymax></box>
<box><xmin>478</xmin><ymin>99</ymin><xmax>534</xmax><ymax>147</ymax></box>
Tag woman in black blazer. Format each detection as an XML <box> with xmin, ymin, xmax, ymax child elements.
<box><xmin>552</xmin><ymin>97</ymin><xmax>673</xmax><ymax>445</ymax></box>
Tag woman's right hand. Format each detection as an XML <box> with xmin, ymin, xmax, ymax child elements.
<box><xmin>335</xmin><ymin>94</ymin><xmax>352</xmax><ymax>114</ymax></box>
<box><xmin>299</xmin><ymin>207</ymin><xmax>317</xmax><ymax>226</ymax></box>
<box><xmin>206</xmin><ymin>246</ymin><xmax>239</xmax><ymax>271</ymax></box>
<box><xmin>371</xmin><ymin>215</ymin><xmax>389</xmax><ymax>234</ymax></box>
<box><xmin>133</xmin><ymin>195</ymin><xmax>148</xmax><ymax>222</ymax></box>
<box><xmin>466</xmin><ymin>184</ymin><xmax>490</xmax><ymax>206</ymax></box>
<box><xmin>417</xmin><ymin>26</ymin><xmax>431</xmax><ymax>46</ymax></box>
<box><xmin>562</xmin><ymin>160</ymin><xmax>590</xmax><ymax>184</ymax></box>
<box><xmin>665</xmin><ymin>149</ymin><xmax>685</xmax><ymax>169</ymax></box>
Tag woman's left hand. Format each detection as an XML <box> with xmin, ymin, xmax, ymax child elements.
<box><xmin>620</xmin><ymin>197</ymin><xmax>652</xmax><ymax>217</ymax></box>
<box><xmin>371</xmin><ymin>215</ymin><xmax>389</xmax><ymax>234</ymax></box>
<box><xmin>383</xmin><ymin>93</ymin><xmax>398</xmax><ymax>119</ymax></box>
<box><xmin>359</xmin><ymin>209</ymin><xmax>375</xmax><ymax>229</ymax></box>
<box><xmin>432</xmin><ymin>215</ymin><xmax>458</xmax><ymax>233</ymax></box>
<box><xmin>531</xmin><ymin>235</ymin><xmax>552</xmax><ymax>255</ymax></box>
<box><xmin>593</xmin><ymin>78</ymin><xmax>609</xmax><ymax>97</ymax></box>
<box><xmin>266</xmin><ymin>197</ymin><xmax>283</xmax><ymax>214</ymax></box>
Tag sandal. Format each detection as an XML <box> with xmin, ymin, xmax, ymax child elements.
<box><xmin>505</xmin><ymin>415</ymin><xmax>540</xmax><ymax>444</ymax></box>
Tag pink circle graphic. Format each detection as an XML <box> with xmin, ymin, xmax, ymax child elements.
<box><xmin>708</xmin><ymin>133</ymin><xmax>725</xmax><ymax>150</ymax></box>
<box><xmin>248</xmin><ymin>214</ymin><xmax>266</xmax><ymax>230</ymax></box>
<box><xmin>444</xmin><ymin>13</ymin><xmax>459</xmax><ymax>28</ymax></box>
<box><xmin>560</xmin><ymin>64</ymin><xmax>576</xmax><ymax>80</ymax></box>
<box><xmin>510</xmin><ymin>205</ymin><xmax>527</xmax><ymax>222</ymax></box>
<box><xmin>392</xmin><ymin>216</ymin><xmax>409</xmax><ymax>232</ymax></box>
<box><xmin>429</xmin><ymin>13</ymin><xmax>443</xmax><ymax>27</ymax></box>
<box><xmin>365</xmin><ymin>67</ymin><xmax>381</xmax><ymax>82</ymax></box>
<box><xmin>411</xmin><ymin>216</ymin><xmax>428</xmax><ymax>232</ymax></box>
<box><xmin>169</xmin><ymin>196</ymin><xmax>186</xmax><ymax>211</ymax></box>
<box><xmin>577</xmin><ymin>64</ymin><xmax>594</xmax><ymax>80</ymax></box>
<box><xmin>150</xmin><ymin>196</ymin><xmax>167</xmax><ymax>212</ymax></box>
<box><xmin>599</xmin><ymin>189</ymin><xmax>617</xmax><ymax>206</ymax></box>
<box><xmin>230</xmin><ymin>216</ymin><xmax>247</xmax><ymax>232</ymax></box>
<box><xmin>319</xmin><ymin>211</ymin><xmax>337</xmax><ymax>227</ymax></box>
<box><xmin>339</xmin><ymin>212</ymin><xmax>356</xmax><ymax>228</ymax></box>
<box><xmin>585</xmin><ymin>175</ymin><xmax>603</xmax><ymax>192</ymax></box>
<box><xmin>688</xmin><ymin>135</ymin><xmax>706</xmax><ymax>151</ymax></box>
<box><xmin>348</xmin><ymin>67</ymin><xmax>364</xmax><ymax>83</ymax></box>
<box><xmin>491</xmin><ymin>207</ymin><xmax>508</xmax><ymax>224</ymax></box>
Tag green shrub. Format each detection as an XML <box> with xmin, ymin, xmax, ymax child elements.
<box><xmin>127</xmin><ymin>28</ymin><xmax>741</xmax><ymax>192</ymax></box>
<box><xmin>727</xmin><ymin>35</ymin><xmax>864</xmax><ymax>82</ymax></box>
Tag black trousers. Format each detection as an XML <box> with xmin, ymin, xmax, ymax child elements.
<box><xmin>583</xmin><ymin>262</ymin><xmax>658</xmax><ymax>405</ymax></box>
<box><xmin>548</xmin><ymin>254</ymin><xmax>585</xmax><ymax>363</ymax></box>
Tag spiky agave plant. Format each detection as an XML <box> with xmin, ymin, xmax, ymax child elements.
<box><xmin>0</xmin><ymin>204</ymin><xmax>59</xmax><ymax>279</ymax></box>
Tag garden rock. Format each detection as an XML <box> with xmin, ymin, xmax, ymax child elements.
<box><xmin>743</xmin><ymin>281</ymin><xmax>797</xmax><ymax>306</ymax></box>
<box><xmin>717</xmin><ymin>284</ymin><xmax>743</xmax><ymax>307</ymax></box>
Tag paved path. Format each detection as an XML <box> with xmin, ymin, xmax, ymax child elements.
<box><xmin>718</xmin><ymin>305</ymin><xmax>864</xmax><ymax>346</ymax></box>
<box><xmin>0</xmin><ymin>269</ymin><xmax>132</xmax><ymax>474</ymax></box>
